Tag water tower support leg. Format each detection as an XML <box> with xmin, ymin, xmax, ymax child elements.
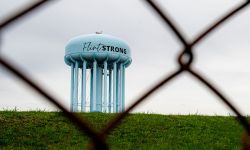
<box><xmin>96</xmin><ymin>66</ymin><xmax>102</xmax><ymax>112</ymax></box>
<box><xmin>109</xmin><ymin>68</ymin><xmax>112</xmax><ymax>113</ymax></box>
<box><xmin>70</xmin><ymin>63</ymin><xmax>75</xmax><ymax>112</ymax></box>
<box><xmin>117</xmin><ymin>64</ymin><xmax>122</xmax><ymax>112</ymax></box>
<box><xmin>122</xmin><ymin>65</ymin><xmax>125</xmax><ymax>112</ymax></box>
<box><xmin>104</xmin><ymin>61</ymin><xmax>107</xmax><ymax>112</ymax></box>
<box><xmin>81</xmin><ymin>60</ymin><xmax>86</xmax><ymax>112</ymax></box>
<box><xmin>113</xmin><ymin>63</ymin><xmax>117</xmax><ymax>113</ymax></box>
<box><xmin>73</xmin><ymin>62</ymin><xmax>79</xmax><ymax>112</ymax></box>
<box><xmin>90</xmin><ymin>69</ymin><xmax>93</xmax><ymax>111</ymax></box>
<box><xmin>92</xmin><ymin>61</ymin><xmax>97</xmax><ymax>111</ymax></box>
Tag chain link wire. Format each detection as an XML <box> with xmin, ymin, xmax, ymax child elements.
<box><xmin>0</xmin><ymin>0</ymin><xmax>250</xmax><ymax>149</ymax></box>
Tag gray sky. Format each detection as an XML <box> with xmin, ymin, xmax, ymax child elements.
<box><xmin>1</xmin><ymin>0</ymin><xmax>250</xmax><ymax>115</ymax></box>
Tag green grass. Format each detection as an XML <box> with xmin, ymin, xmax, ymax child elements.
<box><xmin>0</xmin><ymin>111</ymin><xmax>247</xmax><ymax>149</ymax></box>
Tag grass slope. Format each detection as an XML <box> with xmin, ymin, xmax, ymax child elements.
<box><xmin>0</xmin><ymin>112</ymin><xmax>247</xmax><ymax>149</ymax></box>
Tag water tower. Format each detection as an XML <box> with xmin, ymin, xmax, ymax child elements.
<box><xmin>64</xmin><ymin>33</ymin><xmax>132</xmax><ymax>112</ymax></box>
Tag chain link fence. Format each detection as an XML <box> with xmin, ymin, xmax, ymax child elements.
<box><xmin>0</xmin><ymin>0</ymin><xmax>250</xmax><ymax>149</ymax></box>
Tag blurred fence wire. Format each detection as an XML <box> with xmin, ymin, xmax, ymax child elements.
<box><xmin>0</xmin><ymin>0</ymin><xmax>250</xmax><ymax>149</ymax></box>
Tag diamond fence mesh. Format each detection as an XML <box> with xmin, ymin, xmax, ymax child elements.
<box><xmin>0</xmin><ymin>0</ymin><xmax>250</xmax><ymax>149</ymax></box>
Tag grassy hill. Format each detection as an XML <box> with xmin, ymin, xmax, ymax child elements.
<box><xmin>0</xmin><ymin>111</ymin><xmax>247</xmax><ymax>149</ymax></box>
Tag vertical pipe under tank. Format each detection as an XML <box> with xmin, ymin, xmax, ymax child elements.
<box><xmin>118</xmin><ymin>64</ymin><xmax>123</xmax><ymax>112</ymax></box>
<box><xmin>116</xmin><ymin>64</ymin><xmax>121</xmax><ymax>112</ymax></box>
<box><xmin>81</xmin><ymin>60</ymin><xmax>86</xmax><ymax>112</ymax></box>
<box><xmin>113</xmin><ymin>62</ymin><xmax>117</xmax><ymax>113</ymax></box>
<box><xmin>96</xmin><ymin>66</ymin><xmax>103</xmax><ymax>112</ymax></box>
<box><xmin>73</xmin><ymin>62</ymin><xmax>79</xmax><ymax>112</ymax></box>
<box><xmin>108</xmin><ymin>68</ymin><xmax>112</xmax><ymax>113</ymax></box>
<box><xmin>90</xmin><ymin>69</ymin><xmax>93</xmax><ymax>111</ymax></box>
<box><xmin>103</xmin><ymin>61</ymin><xmax>107</xmax><ymax>112</ymax></box>
<box><xmin>92</xmin><ymin>61</ymin><xmax>97</xmax><ymax>111</ymax></box>
<box><xmin>121</xmin><ymin>64</ymin><xmax>125</xmax><ymax>111</ymax></box>
<box><xmin>70</xmin><ymin>63</ymin><xmax>75</xmax><ymax>112</ymax></box>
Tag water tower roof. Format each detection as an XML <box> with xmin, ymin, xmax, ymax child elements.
<box><xmin>65</xmin><ymin>34</ymin><xmax>132</xmax><ymax>67</ymax></box>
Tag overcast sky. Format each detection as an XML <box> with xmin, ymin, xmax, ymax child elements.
<box><xmin>1</xmin><ymin>0</ymin><xmax>250</xmax><ymax>115</ymax></box>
